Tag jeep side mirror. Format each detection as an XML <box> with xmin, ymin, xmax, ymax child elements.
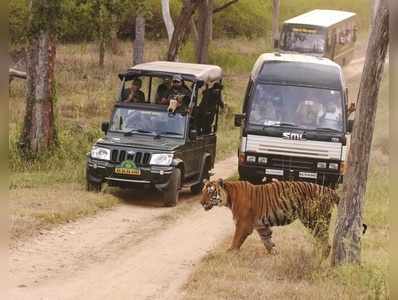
<box><xmin>189</xmin><ymin>129</ymin><xmax>198</xmax><ymax>140</ymax></box>
<box><xmin>234</xmin><ymin>114</ymin><xmax>245</xmax><ymax>127</ymax></box>
<box><xmin>101</xmin><ymin>121</ymin><xmax>109</xmax><ymax>133</ymax></box>
<box><xmin>347</xmin><ymin>119</ymin><xmax>354</xmax><ymax>133</ymax></box>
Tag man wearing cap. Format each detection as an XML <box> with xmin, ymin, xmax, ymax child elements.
<box><xmin>170</xmin><ymin>74</ymin><xmax>191</xmax><ymax>108</ymax></box>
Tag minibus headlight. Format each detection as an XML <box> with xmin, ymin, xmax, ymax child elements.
<box><xmin>317</xmin><ymin>162</ymin><xmax>327</xmax><ymax>169</ymax></box>
<box><xmin>258</xmin><ymin>157</ymin><xmax>268</xmax><ymax>164</ymax></box>
<box><xmin>246</xmin><ymin>155</ymin><xmax>256</xmax><ymax>163</ymax></box>
<box><xmin>329</xmin><ymin>163</ymin><xmax>339</xmax><ymax>170</ymax></box>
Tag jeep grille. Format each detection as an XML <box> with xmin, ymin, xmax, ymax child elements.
<box><xmin>111</xmin><ymin>149</ymin><xmax>151</xmax><ymax>166</ymax></box>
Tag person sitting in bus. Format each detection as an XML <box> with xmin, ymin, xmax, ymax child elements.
<box><xmin>250</xmin><ymin>99</ymin><xmax>278</xmax><ymax>125</ymax></box>
<box><xmin>125</xmin><ymin>78</ymin><xmax>145</xmax><ymax>103</ymax></box>
<box><xmin>319</xmin><ymin>102</ymin><xmax>342</xmax><ymax>129</ymax></box>
<box><xmin>296</xmin><ymin>98</ymin><xmax>323</xmax><ymax>127</ymax></box>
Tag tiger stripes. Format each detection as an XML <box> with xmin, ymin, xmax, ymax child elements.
<box><xmin>201</xmin><ymin>179</ymin><xmax>340</xmax><ymax>258</ymax></box>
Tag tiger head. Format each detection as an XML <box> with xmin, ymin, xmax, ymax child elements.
<box><xmin>200</xmin><ymin>179</ymin><xmax>228</xmax><ymax>211</ymax></box>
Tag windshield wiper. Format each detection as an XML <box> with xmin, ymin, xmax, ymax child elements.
<box><xmin>272</xmin><ymin>122</ymin><xmax>298</xmax><ymax>128</ymax></box>
<box><xmin>315</xmin><ymin>127</ymin><xmax>341</xmax><ymax>132</ymax></box>
<box><xmin>154</xmin><ymin>131</ymin><xmax>181</xmax><ymax>139</ymax></box>
<box><xmin>124</xmin><ymin>128</ymin><xmax>153</xmax><ymax>136</ymax></box>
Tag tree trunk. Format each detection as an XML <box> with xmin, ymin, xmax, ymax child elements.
<box><xmin>20</xmin><ymin>1</ymin><xmax>57</xmax><ymax>158</ymax></box>
<box><xmin>272</xmin><ymin>0</ymin><xmax>280</xmax><ymax>49</ymax></box>
<box><xmin>196</xmin><ymin>0</ymin><xmax>212</xmax><ymax>63</ymax></box>
<box><xmin>191</xmin><ymin>18</ymin><xmax>199</xmax><ymax>47</ymax></box>
<box><xmin>208</xmin><ymin>0</ymin><xmax>213</xmax><ymax>40</ymax></box>
<box><xmin>110</xmin><ymin>15</ymin><xmax>120</xmax><ymax>55</ymax></box>
<box><xmin>99</xmin><ymin>33</ymin><xmax>105</xmax><ymax>67</ymax></box>
<box><xmin>98</xmin><ymin>4</ymin><xmax>105</xmax><ymax>67</ymax></box>
<box><xmin>167</xmin><ymin>0</ymin><xmax>201</xmax><ymax>61</ymax></box>
<box><xmin>331</xmin><ymin>0</ymin><xmax>389</xmax><ymax>266</ymax></box>
<box><xmin>133</xmin><ymin>14</ymin><xmax>145</xmax><ymax>65</ymax></box>
<box><xmin>161</xmin><ymin>0</ymin><xmax>174</xmax><ymax>43</ymax></box>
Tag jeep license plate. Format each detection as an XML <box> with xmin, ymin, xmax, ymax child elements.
<box><xmin>299</xmin><ymin>172</ymin><xmax>317</xmax><ymax>179</ymax></box>
<box><xmin>114</xmin><ymin>167</ymin><xmax>141</xmax><ymax>176</ymax></box>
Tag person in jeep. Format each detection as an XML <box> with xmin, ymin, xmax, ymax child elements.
<box><xmin>125</xmin><ymin>78</ymin><xmax>145</xmax><ymax>103</ymax></box>
<box><xmin>158</xmin><ymin>75</ymin><xmax>191</xmax><ymax>106</ymax></box>
<box><xmin>156</xmin><ymin>77</ymin><xmax>172</xmax><ymax>104</ymax></box>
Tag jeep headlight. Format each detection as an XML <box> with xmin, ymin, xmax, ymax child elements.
<box><xmin>91</xmin><ymin>146</ymin><xmax>111</xmax><ymax>161</ymax></box>
<box><xmin>150</xmin><ymin>153</ymin><xmax>173</xmax><ymax>166</ymax></box>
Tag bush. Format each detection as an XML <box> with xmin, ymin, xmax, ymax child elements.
<box><xmin>9</xmin><ymin>0</ymin><xmax>370</xmax><ymax>48</ymax></box>
<box><xmin>9</xmin><ymin>123</ymin><xmax>102</xmax><ymax>188</ymax></box>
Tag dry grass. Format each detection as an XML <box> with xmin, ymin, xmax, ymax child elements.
<box><xmin>9</xmin><ymin>184</ymin><xmax>120</xmax><ymax>241</ymax></box>
<box><xmin>183</xmin><ymin>223</ymin><xmax>388</xmax><ymax>299</ymax></box>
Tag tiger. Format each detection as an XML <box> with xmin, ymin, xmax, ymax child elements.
<box><xmin>200</xmin><ymin>179</ymin><xmax>341</xmax><ymax>258</ymax></box>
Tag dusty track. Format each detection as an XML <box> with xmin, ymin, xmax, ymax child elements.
<box><xmin>9</xmin><ymin>45</ymin><xmax>367</xmax><ymax>300</ymax></box>
<box><xmin>9</xmin><ymin>157</ymin><xmax>236</xmax><ymax>300</ymax></box>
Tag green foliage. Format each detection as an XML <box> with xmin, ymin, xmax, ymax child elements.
<box><xmin>9</xmin><ymin>0</ymin><xmax>29</xmax><ymax>47</ymax></box>
<box><xmin>10</xmin><ymin>122</ymin><xmax>102</xmax><ymax>188</ymax></box>
<box><xmin>29</xmin><ymin>0</ymin><xmax>65</xmax><ymax>37</ymax></box>
<box><xmin>10</xmin><ymin>0</ymin><xmax>370</xmax><ymax>47</ymax></box>
<box><xmin>212</xmin><ymin>0</ymin><xmax>271</xmax><ymax>38</ymax></box>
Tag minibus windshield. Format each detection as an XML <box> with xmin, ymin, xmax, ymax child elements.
<box><xmin>247</xmin><ymin>84</ymin><xmax>343</xmax><ymax>132</ymax></box>
<box><xmin>281</xmin><ymin>27</ymin><xmax>326</xmax><ymax>54</ymax></box>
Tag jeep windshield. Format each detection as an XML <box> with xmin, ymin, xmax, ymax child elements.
<box><xmin>247</xmin><ymin>83</ymin><xmax>343</xmax><ymax>132</ymax></box>
<box><xmin>110</xmin><ymin>107</ymin><xmax>186</xmax><ymax>138</ymax></box>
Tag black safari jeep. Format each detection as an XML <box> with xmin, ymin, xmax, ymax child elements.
<box><xmin>86</xmin><ymin>61</ymin><xmax>224</xmax><ymax>206</ymax></box>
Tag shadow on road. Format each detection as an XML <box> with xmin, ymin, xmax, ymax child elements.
<box><xmin>105</xmin><ymin>186</ymin><xmax>197</xmax><ymax>208</ymax></box>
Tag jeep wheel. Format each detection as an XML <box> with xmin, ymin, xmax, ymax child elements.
<box><xmin>163</xmin><ymin>168</ymin><xmax>181</xmax><ymax>207</ymax></box>
<box><xmin>86</xmin><ymin>180</ymin><xmax>102</xmax><ymax>192</ymax></box>
<box><xmin>191</xmin><ymin>162</ymin><xmax>210</xmax><ymax>194</ymax></box>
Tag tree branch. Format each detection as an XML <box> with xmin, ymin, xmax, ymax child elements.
<box><xmin>9</xmin><ymin>68</ymin><xmax>27</xmax><ymax>80</ymax></box>
<box><xmin>213</xmin><ymin>0</ymin><xmax>239</xmax><ymax>14</ymax></box>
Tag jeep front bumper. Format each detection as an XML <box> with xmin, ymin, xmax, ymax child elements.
<box><xmin>86</xmin><ymin>157</ymin><xmax>175</xmax><ymax>190</ymax></box>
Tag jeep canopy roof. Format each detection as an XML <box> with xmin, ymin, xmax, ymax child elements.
<box><xmin>119</xmin><ymin>61</ymin><xmax>223</xmax><ymax>84</ymax></box>
<box><xmin>250</xmin><ymin>53</ymin><xmax>344</xmax><ymax>90</ymax></box>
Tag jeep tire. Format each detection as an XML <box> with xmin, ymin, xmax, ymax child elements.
<box><xmin>163</xmin><ymin>168</ymin><xmax>181</xmax><ymax>207</ymax></box>
<box><xmin>191</xmin><ymin>161</ymin><xmax>210</xmax><ymax>194</ymax></box>
<box><xmin>86</xmin><ymin>180</ymin><xmax>102</xmax><ymax>192</ymax></box>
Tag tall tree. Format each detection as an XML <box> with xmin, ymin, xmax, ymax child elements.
<box><xmin>133</xmin><ymin>1</ymin><xmax>150</xmax><ymax>65</ymax></box>
<box><xmin>133</xmin><ymin>14</ymin><xmax>145</xmax><ymax>65</ymax></box>
<box><xmin>272</xmin><ymin>0</ymin><xmax>280</xmax><ymax>49</ymax></box>
<box><xmin>161</xmin><ymin>0</ymin><xmax>174</xmax><ymax>43</ymax></box>
<box><xmin>20</xmin><ymin>0</ymin><xmax>61</xmax><ymax>158</ymax></box>
<box><xmin>331</xmin><ymin>0</ymin><xmax>389</xmax><ymax>266</ymax></box>
<box><xmin>167</xmin><ymin>0</ymin><xmax>201</xmax><ymax>61</ymax></box>
<box><xmin>196</xmin><ymin>0</ymin><xmax>212</xmax><ymax>63</ymax></box>
<box><xmin>110</xmin><ymin>13</ymin><xmax>121</xmax><ymax>54</ymax></box>
<box><xmin>98</xmin><ymin>3</ymin><xmax>106</xmax><ymax>67</ymax></box>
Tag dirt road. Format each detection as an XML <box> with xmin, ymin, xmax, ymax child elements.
<box><xmin>9</xmin><ymin>157</ymin><xmax>237</xmax><ymax>300</ymax></box>
<box><xmin>9</xmin><ymin>46</ymin><xmax>367</xmax><ymax>300</ymax></box>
